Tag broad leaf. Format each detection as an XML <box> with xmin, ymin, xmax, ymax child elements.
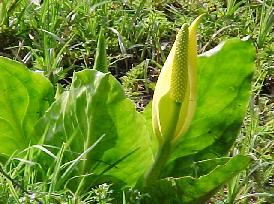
<box><xmin>143</xmin><ymin>39</ymin><xmax>255</xmax><ymax>175</ymax></box>
<box><xmin>0</xmin><ymin>57</ymin><xmax>54</xmax><ymax>157</ymax></box>
<box><xmin>33</xmin><ymin>69</ymin><xmax>154</xmax><ymax>188</ymax></box>
<box><xmin>144</xmin><ymin>155</ymin><xmax>250</xmax><ymax>204</ymax></box>
<box><xmin>169</xmin><ymin>39</ymin><xmax>255</xmax><ymax>169</ymax></box>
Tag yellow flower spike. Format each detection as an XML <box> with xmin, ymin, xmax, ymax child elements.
<box><xmin>152</xmin><ymin>14</ymin><xmax>204</xmax><ymax>146</ymax></box>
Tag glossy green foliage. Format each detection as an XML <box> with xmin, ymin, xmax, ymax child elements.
<box><xmin>169</xmin><ymin>39</ymin><xmax>255</xmax><ymax>165</ymax></box>
<box><xmin>0</xmin><ymin>57</ymin><xmax>54</xmax><ymax>157</ymax></box>
<box><xmin>141</xmin><ymin>39</ymin><xmax>254</xmax><ymax>203</ymax></box>
<box><xmin>144</xmin><ymin>38</ymin><xmax>254</xmax><ymax>167</ymax></box>
<box><xmin>33</xmin><ymin>69</ymin><xmax>153</xmax><ymax>188</ymax></box>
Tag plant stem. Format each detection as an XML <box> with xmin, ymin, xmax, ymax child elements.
<box><xmin>144</xmin><ymin>101</ymin><xmax>182</xmax><ymax>185</ymax></box>
<box><xmin>144</xmin><ymin>141</ymin><xmax>172</xmax><ymax>185</ymax></box>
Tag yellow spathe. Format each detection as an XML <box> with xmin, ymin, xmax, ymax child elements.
<box><xmin>152</xmin><ymin>15</ymin><xmax>204</xmax><ymax>145</ymax></box>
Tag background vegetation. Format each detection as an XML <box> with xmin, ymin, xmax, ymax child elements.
<box><xmin>0</xmin><ymin>0</ymin><xmax>273</xmax><ymax>203</ymax></box>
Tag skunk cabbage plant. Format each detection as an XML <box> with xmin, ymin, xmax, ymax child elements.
<box><xmin>0</xmin><ymin>16</ymin><xmax>255</xmax><ymax>203</ymax></box>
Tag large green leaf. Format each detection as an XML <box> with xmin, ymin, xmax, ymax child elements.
<box><xmin>0</xmin><ymin>57</ymin><xmax>54</xmax><ymax>157</ymax></box>
<box><xmin>172</xmin><ymin>39</ymin><xmax>254</xmax><ymax>160</ymax></box>
<box><xmin>143</xmin><ymin>39</ymin><xmax>255</xmax><ymax>175</ymax></box>
<box><xmin>33</xmin><ymin>69</ymin><xmax>154</xmax><ymax>188</ymax></box>
<box><xmin>144</xmin><ymin>155</ymin><xmax>250</xmax><ymax>204</ymax></box>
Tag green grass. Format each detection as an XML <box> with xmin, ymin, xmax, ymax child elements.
<box><xmin>0</xmin><ymin>0</ymin><xmax>273</xmax><ymax>203</ymax></box>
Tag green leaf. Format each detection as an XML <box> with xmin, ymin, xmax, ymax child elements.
<box><xmin>144</xmin><ymin>39</ymin><xmax>254</xmax><ymax>175</ymax></box>
<box><xmin>145</xmin><ymin>155</ymin><xmax>250</xmax><ymax>204</ymax></box>
<box><xmin>93</xmin><ymin>28</ymin><xmax>109</xmax><ymax>73</ymax></box>
<box><xmin>33</xmin><ymin>69</ymin><xmax>153</xmax><ymax>188</ymax></box>
<box><xmin>170</xmin><ymin>39</ymin><xmax>255</xmax><ymax>162</ymax></box>
<box><xmin>0</xmin><ymin>57</ymin><xmax>54</xmax><ymax>156</ymax></box>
